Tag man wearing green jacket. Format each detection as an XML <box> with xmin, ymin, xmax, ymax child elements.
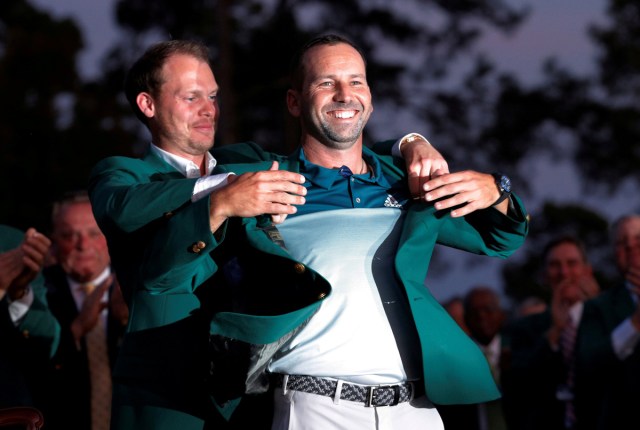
<box><xmin>0</xmin><ymin>224</ymin><xmax>59</xmax><ymax>419</ymax></box>
<box><xmin>89</xmin><ymin>39</ymin><xmax>447</xmax><ymax>429</ymax></box>
<box><xmin>211</xmin><ymin>34</ymin><xmax>529</xmax><ymax>429</ymax></box>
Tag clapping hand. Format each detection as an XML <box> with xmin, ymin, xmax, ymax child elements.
<box><xmin>0</xmin><ymin>228</ymin><xmax>51</xmax><ymax>300</ymax></box>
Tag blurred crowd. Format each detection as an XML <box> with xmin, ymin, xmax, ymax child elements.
<box><xmin>1</xmin><ymin>191</ymin><xmax>127</xmax><ymax>430</ymax></box>
<box><xmin>2</xmin><ymin>187</ymin><xmax>638</xmax><ymax>430</ymax></box>
<box><xmin>441</xmin><ymin>217</ymin><xmax>640</xmax><ymax>430</ymax></box>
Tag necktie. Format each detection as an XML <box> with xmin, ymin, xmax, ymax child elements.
<box><xmin>83</xmin><ymin>283</ymin><xmax>112</xmax><ymax>430</ymax></box>
<box><xmin>560</xmin><ymin>317</ymin><xmax>577</xmax><ymax>428</ymax></box>
<box><xmin>478</xmin><ymin>347</ymin><xmax>508</xmax><ymax>430</ymax></box>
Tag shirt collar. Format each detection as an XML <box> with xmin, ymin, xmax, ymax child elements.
<box><xmin>480</xmin><ymin>334</ymin><xmax>502</xmax><ymax>363</ymax></box>
<box><xmin>149</xmin><ymin>143</ymin><xmax>217</xmax><ymax>178</ymax></box>
<box><xmin>68</xmin><ymin>267</ymin><xmax>111</xmax><ymax>294</ymax></box>
<box><xmin>568</xmin><ymin>301</ymin><xmax>584</xmax><ymax>324</ymax></box>
<box><xmin>296</xmin><ymin>147</ymin><xmax>391</xmax><ymax>189</ymax></box>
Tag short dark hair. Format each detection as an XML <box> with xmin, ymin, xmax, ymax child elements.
<box><xmin>542</xmin><ymin>235</ymin><xmax>589</xmax><ymax>264</ymax></box>
<box><xmin>124</xmin><ymin>39</ymin><xmax>211</xmax><ymax>125</ymax></box>
<box><xmin>288</xmin><ymin>33</ymin><xmax>366</xmax><ymax>90</ymax></box>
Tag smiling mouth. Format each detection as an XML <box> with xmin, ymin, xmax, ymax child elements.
<box><xmin>328</xmin><ymin>110</ymin><xmax>357</xmax><ymax>119</ymax></box>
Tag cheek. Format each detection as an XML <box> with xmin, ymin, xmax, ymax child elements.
<box><xmin>628</xmin><ymin>247</ymin><xmax>640</xmax><ymax>264</ymax></box>
<box><xmin>55</xmin><ymin>243</ymin><xmax>75</xmax><ymax>259</ymax></box>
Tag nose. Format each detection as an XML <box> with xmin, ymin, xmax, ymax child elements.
<box><xmin>201</xmin><ymin>99</ymin><xmax>217</xmax><ymax>117</ymax></box>
<box><xmin>75</xmin><ymin>233</ymin><xmax>90</xmax><ymax>250</ymax></box>
<box><xmin>334</xmin><ymin>82</ymin><xmax>352</xmax><ymax>102</ymax></box>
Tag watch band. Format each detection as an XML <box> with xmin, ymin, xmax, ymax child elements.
<box><xmin>491</xmin><ymin>173</ymin><xmax>511</xmax><ymax>206</ymax></box>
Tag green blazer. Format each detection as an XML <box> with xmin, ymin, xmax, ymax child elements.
<box><xmin>211</xmin><ymin>142</ymin><xmax>530</xmax><ymax>406</ymax></box>
<box><xmin>89</xmin><ymin>141</ymin><xmax>528</xmax><ymax>428</ymax></box>
<box><xmin>89</xmin><ymin>147</ymin><xmax>331</xmax><ymax>429</ymax></box>
<box><xmin>0</xmin><ymin>225</ymin><xmax>60</xmax><ymax>412</ymax></box>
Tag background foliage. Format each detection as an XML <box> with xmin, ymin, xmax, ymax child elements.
<box><xmin>1</xmin><ymin>0</ymin><xmax>639</xmax><ymax>304</ymax></box>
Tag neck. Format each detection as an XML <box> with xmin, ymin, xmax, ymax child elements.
<box><xmin>301</xmin><ymin>139</ymin><xmax>364</xmax><ymax>172</ymax></box>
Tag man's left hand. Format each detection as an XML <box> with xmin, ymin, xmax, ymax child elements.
<box><xmin>422</xmin><ymin>170</ymin><xmax>507</xmax><ymax>217</ymax></box>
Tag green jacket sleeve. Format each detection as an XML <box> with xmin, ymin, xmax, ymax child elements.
<box><xmin>0</xmin><ymin>225</ymin><xmax>60</xmax><ymax>359</ymax></box>
<box><xmin>88</xmin><ymin>156</ymin><xmax>218</xmax><ymax>300</ymax></box>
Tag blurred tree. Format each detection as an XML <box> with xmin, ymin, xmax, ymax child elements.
<box><xmin>0</xmin><ymin>0</ymin><xmax>82</xmax><ymax>230</ymax></box>
<box><xmin>111</xmin><ymin>0</ymin><xmax>528</xmax><ymax>152</ymax></box>
<box><xmin>3</xmin><ymin>0</ymin><xmax>639</xmax><ymax>300</ymax></box>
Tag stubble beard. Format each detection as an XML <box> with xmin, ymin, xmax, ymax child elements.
<box><xmin>316</xmin><ymin>114</ymin><xmax>367</xmax><ymax>150</ymax></box>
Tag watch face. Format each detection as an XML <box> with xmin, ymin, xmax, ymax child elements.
<box><xmin>500</xmin><ymin>175</ymin><xmax>512</xmax><ymax>193</ymax></box>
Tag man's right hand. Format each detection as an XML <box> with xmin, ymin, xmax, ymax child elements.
<box><xmin>0</xmin><ymin>228</ymin><xmax>51</xmax><ymax>300</ymax></box>
<box><xmin>70</xmin><ymin>278</ymin><xmax>111</xmax><ymax>342</ymax></box>
<box><xmin>208</xmin><ymin>161</ymin><xmax>307</xmax><ymax>232</ymax></box>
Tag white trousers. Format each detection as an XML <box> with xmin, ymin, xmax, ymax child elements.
<box><xmin>272</xmin><ymin>387</ymin><xmax>444</xmax><ymax>430</ymax></box>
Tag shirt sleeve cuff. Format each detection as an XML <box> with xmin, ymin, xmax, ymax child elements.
<box><xmin>611</xmin><ymin>317</ymin><xmax>640</xmax><ymax>360</ymax></box>
<box><xmin>8</xmin><ymin>286</ymin><xmax>34</xmax><ymax>326</ymax></box>
<box><xmin>192</xmin><ymin>173</ymin><xmax>234</xmax><ymax>202</ymax></box>
<box><xmin>393</xmin><ymin>133</ymin><xmax>430</xmax><ymax>158</ymax></box>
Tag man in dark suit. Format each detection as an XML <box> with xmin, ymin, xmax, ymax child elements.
<box><xmin>503</xmin><ymin>236</ymin><xmax>600</xmax><ymax>430</ymax></box>
<box><xmin>575</xmin><ymin>214</ymin><xmax>640</xmax><ymax>430</ymax></box>
<box><xmin>44</xmin><ymin>191</ymin><xmax>127</xmax><ymax>430</ymax></box>
<box><xmin>438</xmin><ymin>286</ymin><xmax>509</xmax><ymax>430</ymax></box>
<box><xmin>0</xmin><ymin>225</ymin><xmax>58</xmax><ymax>421</ymax></box>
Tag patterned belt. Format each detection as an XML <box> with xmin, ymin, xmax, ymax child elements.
<box><xmin>275</xmin><ymin>374</ymin><xmax>419</xmax><ymax>407</ymax></box>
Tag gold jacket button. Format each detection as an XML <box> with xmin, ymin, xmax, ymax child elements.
<box><xmin>22</xmin><ymin>330</ymin><xmax>29</xmax><ymax>338</ymax></box>
<box><xmin>293</xmin><ymin>263</ymin><xmax>306</xmax><ymax>274</ymax></box>
<box><xmin>191</xmin><ymin>241</ymin><xmax>206</xmax><ymax>253</ymax></box>
<box><xmin>164</xmin><ymin>211</ymin><xmax>174</xmax><ymax>218</ymax></box>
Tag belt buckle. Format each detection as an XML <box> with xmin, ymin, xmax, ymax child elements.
<box><xmin>365</xmin><ymin>385</ymin><xmax>400</xmax><ymax>407</ymax></box>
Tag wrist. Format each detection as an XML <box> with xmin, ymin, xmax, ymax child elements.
<box><xmin>491</xmin><ymin>173</ymin><xmax>512</xmax><ymax>206</ymax></box>
<box><xmin>398</xmin><ymin>133</ymin><xmax>430</xmax><ymax>156</ymax></box>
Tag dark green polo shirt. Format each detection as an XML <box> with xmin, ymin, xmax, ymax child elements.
<box><xmin>292</xmin><ymin>147</ymin><xmax>410</xmax><ymax>218</ymax></box>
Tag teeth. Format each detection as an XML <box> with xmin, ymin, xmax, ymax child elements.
<box><xmin>332</xmin><ymin>111</ymin><xmax>355</xmax><ymax>119</ymax></box>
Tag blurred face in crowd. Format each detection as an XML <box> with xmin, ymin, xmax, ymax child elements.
<box><xmin>444</xmin><ymin>297</ymin><xmax>470</xmax><ymax>335</ymax></box>
<box><xmin>464</xmin><ymin>288</ymin><xmax>505</xmax><ymax>346</ymax></box>
<box><xmin>288</xmin><ymin>42</ymin><xmax>373</xmax><ymax>150</ymax></box>
<box><xmin>52</xmin><ymin>201</ymin><xmax>110</xmax><ymax>284</ymax></box>
<box><xmin>614</xmin><ymin>216</ymin><xmax>640</xmax><ymax>280</ymax></box>
<box><xmin>544</xmin><ymin>241</ymin><xmax>594</xmax><ymax>304</ymax></box>
<box><xmin>141</xmin><ymin>54</ymin><xmax>219</xmax><ymax>162</ymax></box>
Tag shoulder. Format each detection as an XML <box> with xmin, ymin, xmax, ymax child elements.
<box><xmin>213</xmin><ymin>141</ymin><xmax>285</xmax><ymax>164</ymax></box>
<box><xmin>89</xmin><ymin>156</ymin><xmax>161</xmax><ymax>187</ymax></box>
<box><xmin>363</xmin><ymin>147</ymin><xmax>405</xmax><ymax>179</ymax></box>
<box><xmin>0</xmin><ymin>224</ymin><xmax>24</xmax><ymax>252</ymax></box>
<box><xmin>91</xmin><ymin>156</ymin><xmax>150</xmax><ymax>173</ymax></box>
<box><xmin>585</xmin><ymin>284</ymin><xmax>630</xmax><ymax>313</ymax></box>
<box><xmin>507</xmin><ymin>310</ymin><xmax>551</xmax><ymax>335</ymax></box>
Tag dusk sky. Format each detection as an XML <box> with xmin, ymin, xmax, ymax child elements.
<box><xmin>31</xmin><ymin>0</ymin><xmax>630</xmax><ymax>304</ymax></box>
<box><xmin>35</xmin><ymin>0</ymin><xmax>606</xmax><ymax>82</ymax></box>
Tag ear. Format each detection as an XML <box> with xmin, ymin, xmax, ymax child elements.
<box><xmin>286</xmin><ymin>89</ymin><xmax>301</xmax><ymax>118</ymax></box>
<box><xmin>136</xmin><ymin>92</ymin><xmax>155</xmax><ymax>119</ymax></box>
